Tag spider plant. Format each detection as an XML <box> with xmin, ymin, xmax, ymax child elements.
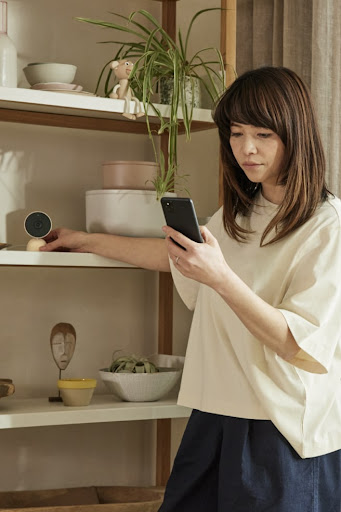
<box><xmin>76</xmin><ymin>8</ymin><xmax>226</xmax><ymax>199</ymax></box>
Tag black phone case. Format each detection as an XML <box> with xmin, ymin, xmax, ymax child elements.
<box><xmin>161</xmin><ymin>197</ymin><xmax>203</xmax><ymax>244</ymax></box>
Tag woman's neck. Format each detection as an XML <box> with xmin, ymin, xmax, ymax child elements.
<box><xmin>261</xmin><ymin>184</ymin><xmax>285</xmax><ymax>205</ymax></box>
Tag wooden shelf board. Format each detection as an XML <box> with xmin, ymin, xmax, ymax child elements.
<box><xmin>0</xmin><ymin>395</ymin><xmax>192</xmax><ymax>429</ymax></box>
<box><xmin>0</xmin><ymin>87</ymin><xmax>215</xmax><ymax>133</ymax></box>
<box><xmin>0</xmin><ymin>250</ymin><xmax>137</xmax><ymax>268</ymax></box>
<box><xmin>0</xmin><ymin>107</ymin><xmax>159</xmax><ymax>134</ymax></box>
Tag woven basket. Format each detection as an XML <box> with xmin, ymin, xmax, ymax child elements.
<box><xmin>0</xmin><ymin>486</ymin><xmax>164</xmax><ymax>512</ymax></box>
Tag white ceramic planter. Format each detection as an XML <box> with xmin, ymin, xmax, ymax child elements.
<box><xmin>85</xmin><ymin>189</ymin><xmax>176</xmax><ymax>238</ymax></box>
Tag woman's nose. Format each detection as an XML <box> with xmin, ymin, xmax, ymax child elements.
<box><xmin>242</xmin><ymin>138</ymin><xmax>257</xmax><ymax>155</ymax></box>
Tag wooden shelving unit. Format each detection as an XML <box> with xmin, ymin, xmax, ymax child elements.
<box><xmin>0</xmin><ymin>0</ymin><xmax>236</xmax><ymax>490</ymax></box>
<box><xmin>0</xmin><ymin>81</ymin><xmax>214</xmax><ymax>487</ymax></box>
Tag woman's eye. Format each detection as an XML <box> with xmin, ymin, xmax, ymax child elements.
<box><xmin>258</xmin><ymin>132</ymin><xmax>272</xmax><ymax>138</ymax></box>
<box><xmin>230</xmin><ymin>132</ymin><xmax>242</xmax><ymax>138</ymax></box>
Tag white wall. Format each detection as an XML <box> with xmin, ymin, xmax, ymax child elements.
<box><xmin>0</xmin><ymin>0</ymin><xmax>220</xmax><ymax>492</ymax></box>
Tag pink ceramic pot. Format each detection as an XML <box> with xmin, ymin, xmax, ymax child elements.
<box><xmin>102</xmin><ymin>161</ymin><xmax>158</xmax><ymax>190</ymax></box>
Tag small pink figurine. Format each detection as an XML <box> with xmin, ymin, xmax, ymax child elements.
<box><xmin>109</xmin><ymin>59</ymin><xmax>144</xmax><ymax>120</ymax></box>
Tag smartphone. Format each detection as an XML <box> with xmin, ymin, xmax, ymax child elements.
<box><xmin>161</xmin><ymin>197</ymin><xmax>203</xmax><ymax>248</ymax></box>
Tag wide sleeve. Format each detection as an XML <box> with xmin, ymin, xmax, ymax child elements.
<box><xmin>169</xmin><ymin>260</ymin><xmax>200</xmax><ymax>310</ymax></box>
<box><xmin>278</xmin><ymin>221</ymin><xmax>341</xmax><ymax>374</ymax></box>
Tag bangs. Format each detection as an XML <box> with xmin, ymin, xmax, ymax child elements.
<box><xmin>227</xmin><ymin>86</ymin><xmax>276</xmax><ymax>129</ymax></box>
<box><xmin>214</xmin><ymin>70</ymin><xmax>287</xmax><ymax>139</ymax></box>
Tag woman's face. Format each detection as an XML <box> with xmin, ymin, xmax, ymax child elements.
<box><xmin>229</xmin><ymin>122</ymin><xmax>286</xmax><ymax>203</ymax></box>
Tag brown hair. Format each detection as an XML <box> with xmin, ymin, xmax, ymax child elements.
<box><xmin>213</xmin><ymin>66</ymin><xmax>330</xmax><ymax>245</ymax></box>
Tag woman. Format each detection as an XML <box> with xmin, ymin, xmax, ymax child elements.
<box><xmin>41</xmin><ymin>67</ymin><xmax>341</xmax><ymax>511</ymax></box>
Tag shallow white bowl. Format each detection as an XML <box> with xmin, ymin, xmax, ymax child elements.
<box><xmin>23</xmin><ymin>63</ymin><xmax>77</xmax><ymax>86</ymax></box>
<box><xmin>99</xmin><ymin>367</ymin><xmax>182</xmax><ymax>402</ymax></box>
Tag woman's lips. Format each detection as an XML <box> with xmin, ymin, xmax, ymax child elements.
<box><xmin>242</xmin><ymin>162</ymin><xmax>263</xmax><ymax>169</ymax></box>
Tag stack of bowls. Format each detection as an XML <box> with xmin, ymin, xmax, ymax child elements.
<box><xmin>85</xmin><ymin>161</ymin><xmax>168</xmax><ymax>237</ymax></box>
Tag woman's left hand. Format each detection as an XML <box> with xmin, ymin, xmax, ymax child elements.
<box><xmin>162</xmin><ymin>225</ymin><xmax>230</xmax><ymax>291</ymax></box>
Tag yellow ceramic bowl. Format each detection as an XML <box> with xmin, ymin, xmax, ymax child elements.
<box><xmin>57</xmin><ymin>379</ymin><xmax>96</xmax><ymax>406</ymax></box>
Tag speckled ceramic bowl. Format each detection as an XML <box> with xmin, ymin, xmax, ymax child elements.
<box><xmin>99</xmin><ymin>364</ymin><xmax>182</xmax><ymax>402</ymax></box>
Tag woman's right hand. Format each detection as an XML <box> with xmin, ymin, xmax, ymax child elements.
<box><xmin>40</xmin><ymin>228</ymin><xmax>90</xmax><ymax>253</ymax></box>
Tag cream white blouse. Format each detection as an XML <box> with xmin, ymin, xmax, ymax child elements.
<box><xmin>171</xmin><ymin>193</ymin><xmax>341</xmax><ymax>458</ymax></box>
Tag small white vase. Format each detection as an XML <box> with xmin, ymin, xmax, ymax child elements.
<box><xmin>85</xmin><ymin>189</ymin><xmax>177</xmax><ymax>238</ymax></box>
<box><xmin>0</xmin><ymin>1</ymin><xmax>17</xmax><ymax>87</ymax></box>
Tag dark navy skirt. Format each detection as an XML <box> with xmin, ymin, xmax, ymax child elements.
<box><xmin>158</xmin><ymin>410</ymin><xmax>341</xmax><ymax>512</ymax></box>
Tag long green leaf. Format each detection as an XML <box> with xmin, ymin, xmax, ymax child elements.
<box><xmin>75</xmin><ymin>16</ymin><xmax>161</xmax><ymax>52</ymax></box>
<box><xmin>130</xmin><ymin>10</ymin><xmax>177</xmax><ymax>50</ymax></box>
<box><xmin>183</xmin><ymin>8</ymin><xmax>222</xmax><ymax>57</ymax></box>
<box><xmin>108</xmin><ymin>11</ymin><xmax>154</xmax><ymax>38</ymax></box>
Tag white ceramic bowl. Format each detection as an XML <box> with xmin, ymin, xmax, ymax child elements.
<box><xmin>23</xmin><ymin>63</ymin><xmax>77</xmax><ymax>86</ymax></box>
<box><xmin>85</xmin><ymin>190</ymin><xmax>176</xmax><ymax>238</ymax></box>
<box><xmin>99</xmin><ymin>367</ymin><xmax>182</xmax><ymax>402</ymax></box>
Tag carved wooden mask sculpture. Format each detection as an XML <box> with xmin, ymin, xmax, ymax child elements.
<box><xmin>50</xmin><ymin>322</ymin><xmax>76</xmax><ymax>371</ymax></box>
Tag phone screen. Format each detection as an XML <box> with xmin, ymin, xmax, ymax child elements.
<box><xmin>161</xmin><ymin>197</ymin><xmax>203</xmax><ymax>248</ymax></box>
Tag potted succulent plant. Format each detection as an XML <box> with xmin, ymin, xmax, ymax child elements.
<box><xmin>99</xmin><ymin>353</ymin><xmax>183</xmax><ymax>402</ymax></box>
<box><xmin>76</xmin><ymin>8</ymin><xmax>226</xmax><ymax>199</ymax></box>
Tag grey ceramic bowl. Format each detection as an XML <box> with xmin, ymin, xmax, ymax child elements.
<box><xmin>23</xmin><ymin>63</ymin><xmax>77</xmax><ymax>85</ymax></box>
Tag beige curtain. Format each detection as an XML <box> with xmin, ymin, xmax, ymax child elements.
<box><xmin>236</xmin><ymin>0</ymin><xmax>341</xmax><ymax>196</ymax></box>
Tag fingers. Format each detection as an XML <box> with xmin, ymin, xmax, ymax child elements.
<box><xmin>162</xmin><ymin>228</ymin><xmax>193</xmax><ymax>269</ymax></box>
<box><xmin>199</xmin><ymin>226</ymin><xmax>213</xmax><ymax>243</ymax></box>
<box><xmin>43</xmin><ymin>228</ymin><xmax>63</xmax><ymax>243</ymax></box>
<box><xmin>162</xmin><ymin>226</ymin><xmax>197</xmax><ymax>250</ymax></box>
<box><xmin>39</xmin><ymin>239</ymin><xmax>61</xmax><ymax>252</ymax></box>
<box><xmin>40</xmin><ymin>228</ymin><xmax>68</xmax><ymax>252</ymax></box>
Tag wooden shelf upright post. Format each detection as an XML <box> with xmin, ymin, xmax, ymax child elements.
<box><xmin>156</xmin><ymin>0</ymin><xmax>178</xmax><ymax>488</ymax></box>
<box><xmin>156</xmin><ymin>0</ymin><xmax>237</xmax><ymax>486</ymax></box>
<box><xmin>219</xmin><ymin>0</ymin><xmax>236</xmax><ymax>206</ymax></box>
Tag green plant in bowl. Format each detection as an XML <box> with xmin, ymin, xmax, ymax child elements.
<box><xmin>108</xmin><ymin>354</ymin><xmax>159</xmax><ymax>374</ymax></box>
<box><xmin>99</xmin><ymin>354</ymin><xmax>182</xmax><ymax>402</ymax></box>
